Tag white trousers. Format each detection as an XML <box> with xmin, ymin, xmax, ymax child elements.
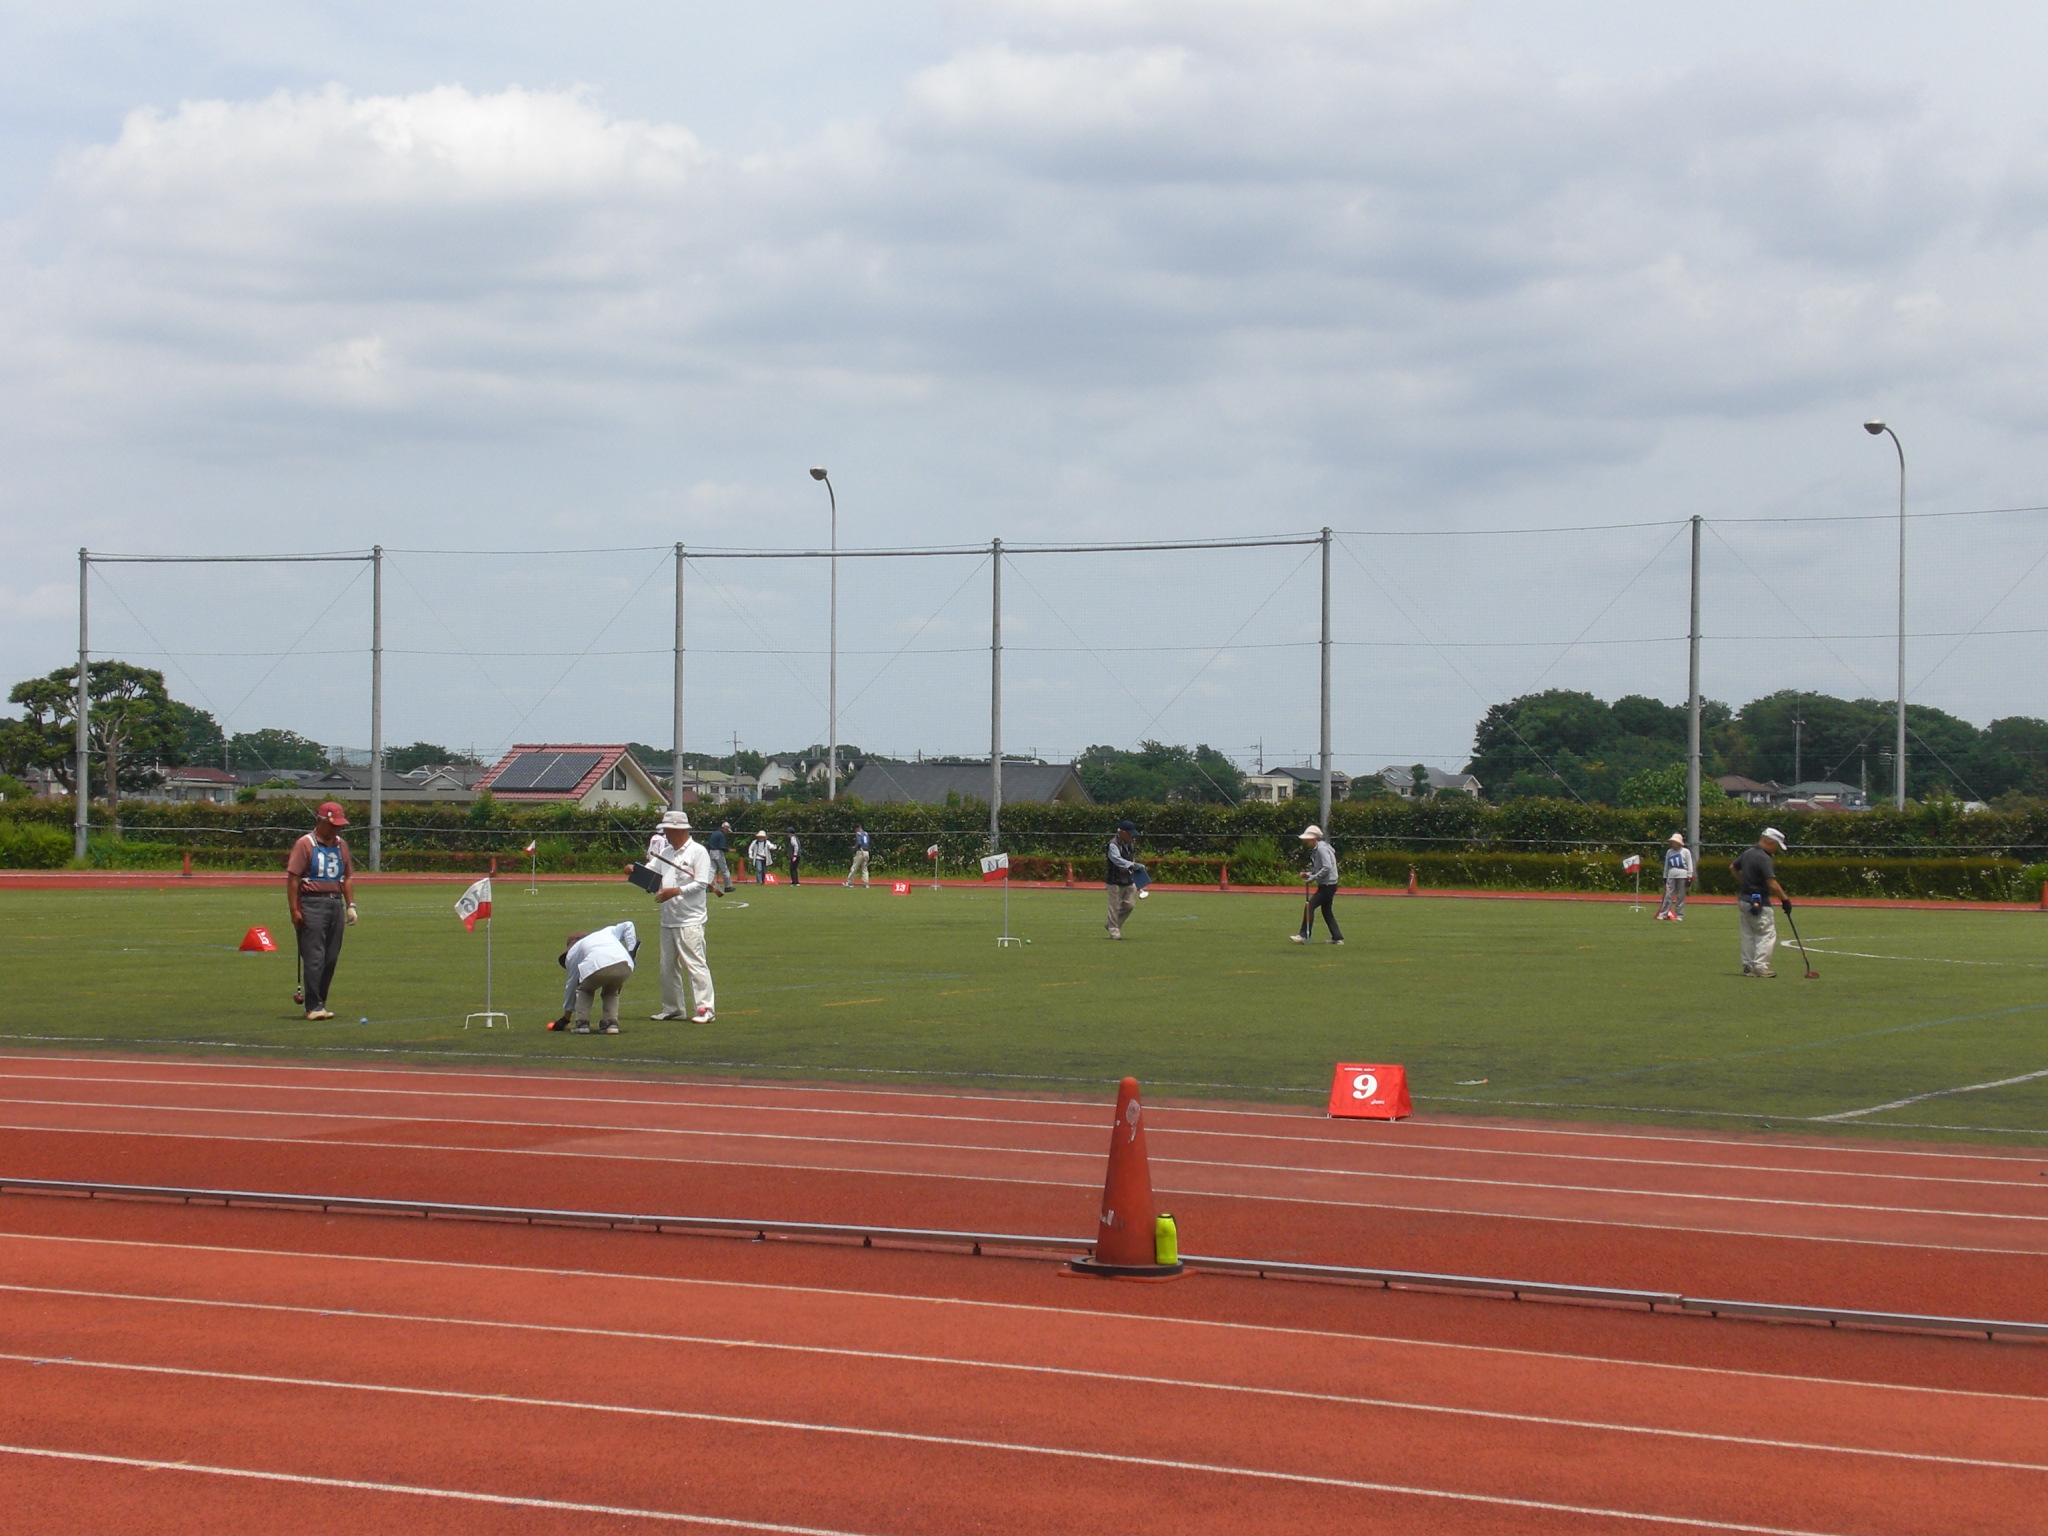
<box><xmin>1738</xmin><ymin>904</ymin><xmax>1777</xmax><ymax>972</ymax></box>
<box><xmin>658</xmin><ymin>922</ymin><xmax>714</xmax><ymax>1015</ymax></box>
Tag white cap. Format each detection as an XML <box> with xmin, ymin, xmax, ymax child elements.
<box><xmin>658</xmin><ymin>810</ymin><xmax>692</xmax><ymax>830</ymax></box>
<box><xmin>1668</xmin><ymin>833</ymin><xmax>1684</xmax><ymax>844</ymax></box>
<box><xmin>1761</xmin><ymin>826</ymin><xmax>1787</xmax><ymax>848</ymax></box>
<box><xmin>1298</xmin><ymin>825</ymin><xmax>1323</xmax><ymax>841</ymax></box>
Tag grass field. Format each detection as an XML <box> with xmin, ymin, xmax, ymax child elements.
<box><xmin>3</xmin><ymin>879</ymin><xmax>2045</xmax><ymax>1143</ymax></box>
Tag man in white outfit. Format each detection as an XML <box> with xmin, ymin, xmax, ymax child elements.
<box><xmin>646</xmin><ymin>809</ymin><xmax>716</xmax><ymax>1023</ymax></box>
<box><xmin>558</xmin><ymin>921</ymin><xmax>638</xmax><ymax>1034</ymax></box>
<box><xmin>1656</xmin><ymin>832</ymin><xmax>1696</xmax><ymax>921</ymax></box>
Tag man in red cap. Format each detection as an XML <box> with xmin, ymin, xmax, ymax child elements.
<box><xmin>285</xmin><ymin>801</ymin><xmax>358</xmax><ymax>1020</ymax></box>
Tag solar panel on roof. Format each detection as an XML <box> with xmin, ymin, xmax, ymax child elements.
<box><xmin>493</xmin><ymin>751</ymin><xmax>602</xmax><ymax>793</ymax></box>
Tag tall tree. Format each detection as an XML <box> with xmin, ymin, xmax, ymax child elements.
<box><xmin>1076</xmin><ymin>741</ymin><xmax>1246</xmax><ymax>804</ymax></box>
<box><xmin>2</xmin><ymin>662</ymin><xmax>186</xmax><ymax>805</ymax></box>
<box><xmin>385</xmin><ymin>741</ymin><xmax>481</xmax><ymax>774</ymax></box>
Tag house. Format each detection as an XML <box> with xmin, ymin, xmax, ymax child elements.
<box><xmin>673</xmin><ymin>768</ymin><xmax>760</xmax><ymax>805</ymax></box>
<box><xmin>1779</xmin><ymin>780</ymin><xmax>1869</xmax><ymax>812</ymax></box>
<box><xmin>1379</xmin><ymin>765</ymin><xmax>1482</xmax><ymax>800</ymax></box>
<box><xmin>151</xmin><ymin>766</ymin><xmax>238</xmax><ymax>805</ymax></box>
<box><xmin>1716</xmin><ymin>775</ymin><xmax>1785</xmax><ymax>806</ymax></box>
<box><xmin>755</xmin><ymin>760</ymin><xmax>803</xmax><ymax>798</ymax></box>
<box><xmin>474</xmin><ymin>745</ymin><xmax>665</xmax><ymax>809</ymax></box>
<box><xmin>842</xmin><ymin>761</ymin><xmax>1093</xmax><ymax>807</ymax></box>
<box><xmin>1244</xmin><ymin>765</ymin><xmax>1354</xmax><ymax>803</ymax></box>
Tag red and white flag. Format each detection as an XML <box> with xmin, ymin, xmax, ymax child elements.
<box><xmin>523</xmin><ymin>841</ymin><xmax>536</xmax><ymax>855</ymax></box>
<box><xmin>454</xmin><ymin>877</ymin><xmax>493</xmax><ymax>931</ymax></box>
<box><xmin>925</xmin><ymin>844</ymin><xmax>940</xmax><ymax>860</ymax></box>
<box><xmin>1621</xmin><ymin>854</ymin><xmax>1642</xmax><ymax>873</ymax></box>
<box><xmin>980</xmin><ymin>852</ymin><xmax>1010</xmax><ymax>883</ymax></box>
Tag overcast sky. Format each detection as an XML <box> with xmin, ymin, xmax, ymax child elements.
<box><xmin>4</xmin><ymin>1</ymin><xmax>2047</xmax><ymax>780</ymax></box>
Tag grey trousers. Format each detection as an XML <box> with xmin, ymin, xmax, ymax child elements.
<box><xmin>709</xmin><ymin>851</ymin><xmax>732</xmax><ymax>890</ymax></box>
<box><xmin>574</xmin><ymin>959</ymin><xmax>633</xmax><ymax>1023</ymax></box>
<box><xmin>296</xmin><ymin>894</ymin><xmax>346</xmax><ymax>1012</ymax></box>
<box><xmin>1657</xmin><ymin>877</ymin><xmax>1689</xmax><ymax>917</ymax></box>
<box><xmin>1106</xmin><ymin>883</ymin><xmax>1136</xmax><ymax>937</ymax></box>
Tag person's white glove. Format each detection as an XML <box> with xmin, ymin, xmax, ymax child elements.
<box><xmin>345</xmin><ymin>903</ymin><xmax>359</xmax><ymax>926</ymax></box>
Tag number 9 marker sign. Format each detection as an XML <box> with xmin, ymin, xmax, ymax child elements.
<box><xmin>1327</xmin><ymin>1062</ymin><xmax>1412</xmax><ymax>1120</ymax></box>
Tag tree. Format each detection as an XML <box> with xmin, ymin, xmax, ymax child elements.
<box><xmin>3</xmin><ymin>662</ymin><xmax>186</xmax><ymax>805</ymax></box>
<box><xmin>1075</xmin><ymin>741</ymin><xmax>1245</xmax><ymax>804</ymax></box>
<box><xmin>1467</xmin><ymin>690</ymin><xmax>1732</xmax><ymax>804</ymax></box>
<box><xmin>385</xmin><ymin>742</ymin><xmax>481</xmax><ymax>775</ymax></box>
<box><xmin>225</xmin><ymin>728</ymin><xmax>329</xmax><ymax>772</ymax></box>
<box><xmin>1409</xmin><ymin>764</ymin><xmax>1431</xmax><ymax>800</ymax></box>
<box><xmin>1618</xmin><ymin>762</ymin><xmax>1688</xmax><ymax>808</ymax></box>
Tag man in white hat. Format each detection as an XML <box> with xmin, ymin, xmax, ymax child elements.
<box><xmin>1656</xmin><ymin>832</ymin><xmax>1696</xmax><ymax>921</ymax></box>
<box><xmin>647</xmin><ymin>809</ymin><xmax>717</xmax><ymax>1022</ymax></box>
<box><xmin>1730</xmin><ymin>827</ymin><xmax>1792</xmax><ymax>978</ymax></box>
<box><xmin>1291</xmin><ymin>825</ymin><xmax>1344</xmax><ymax>945</ymax></box>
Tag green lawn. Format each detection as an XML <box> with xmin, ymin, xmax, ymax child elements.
<box><xmin>3</xmin><ymin>880</ymin><xmax>2045</xmax><ymax>1143</ymax></box>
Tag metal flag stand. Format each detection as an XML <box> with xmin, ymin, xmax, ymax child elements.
<box><xmin>528</xmin><ymin>841</ymin><xmax>538</xmax><ymax>895</ymax></box>
<box><xmin>985</xmin><ymin>853</ymin><xmax>1026</xmax><ymax>946</ymax></box>
<box><xmin>462</xmin><ymin>878</ymin><xmax>508</xmax><ymax>1029</ymax></box>
<box><xmin>1625</xmin><ymin>854</ymin><xmax>1644</xmax><ymax>913</ymax></box>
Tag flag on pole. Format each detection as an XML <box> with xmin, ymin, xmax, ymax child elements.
<box><xmin>925</xmin><ymin>844</ymin><xmax>940</xmax><ymax>860</ymax></box>
<box><xmin>1621</xmin><ymin>854</ymin><xmax>1642</xmax><ymax>873</ymax></box>
<box><xmin>455</xmin><ymin>877</ymin><xmax>493</xmax><ymax>931</ymax></box>
<box><xmin>980</xmin><ymin>852</ymin><xmax>1010</xmax><ymax>883</ymax></box>
<box><xmin>523</xmin><ymin>841</ymin><xmax>536</xmax><ymax>855</ymax></box>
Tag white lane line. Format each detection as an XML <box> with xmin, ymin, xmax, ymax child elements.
<box><xmin>0</xmin><ymin>1443</ymin><xmax>866</xmax><ymax>1533</ymax></box>
<box><xmin>5</xmin><ymin>1294</ymin><xmax>2041</xmax><ymax>1474</ymax></box>
<box><xmin>4</xmin><ymin>1075</ymin><xmax>2038</xmax><ymax>1191</ymax></box>
<box><xmin>1817</xmin><ymin>1069</ymin><xmax>2048</xmax><ymax>1123</ymax></box>
<box><xmin>8</xmin><ymin>1108</ymin><xmax>2041</xmax><ymax>1225</ymax></box>
<box><xmin>9</xmin><ymin>1053</ymin><xmax>2039</xmax><ymax>1167</ymax></box>
<box><xmin>1800</xmin><ymin>947</ymin><xmax>2048</xmax><ymax>969</ymax></box>
<box><xmin>10</xmin><ymin>1121</ymin><xmax>2045</xmax><ymax>1255</ymax></box>
<box><xmin>7</xmin><ymin>1229</ymin><xmax>2043</xmax><ymax>1405</ymax></box>
<box><xmin>0</xmin><ymin>1363</ymin><xmax>1871</xmax><ymax>1535</ymax></box>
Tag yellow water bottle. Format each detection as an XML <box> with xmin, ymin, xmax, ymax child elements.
<box><xmin>1154</xmin><ymin>1213</ymin><xmax>1178</xmax><ymax>1266</ymax></box>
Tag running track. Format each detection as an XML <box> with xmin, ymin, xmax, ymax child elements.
<box><xmin>4</xmin><ymin>1052</ymin><xmax>2045</xmax><ymax>1533</ymax></box>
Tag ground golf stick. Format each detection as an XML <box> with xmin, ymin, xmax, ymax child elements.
<box><xmin>1782</xmin><ymin>906</ymin><xmax>1819</xmax><ymax>979</ymax></box>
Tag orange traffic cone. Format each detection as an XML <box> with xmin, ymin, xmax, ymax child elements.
<box><xmin>238</xmin><ymin>926</ymin><xmax>277</xmax><ymax>953</ymax></box>
<box><xmin>1069</xmin><ymin>1077</ymin><xmax>1184</xmax><ymax>1279</ymax></box>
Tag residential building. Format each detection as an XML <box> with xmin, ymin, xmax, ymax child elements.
<box><xmin>674</xmin><ymin>768</ymin><xmax>760</xmax><ymax>805</ymax></box>
<box><xmin>473</xmin><ymin>745</ymin><xmax>665</xmax><ymax>809</ymax></box>
<box><xmin>1244</xmin><ymin>765</ymin><xmax>1354</xmax><ymax>803</ymax></box>
<box><xmin>842</xmin><ymin>761</ymin><xmax>1093</xmax><ymax>806</ymax></box>
<box><xmin>1779</xmin><ymin>780</ymin><xmax>1870</xmax><ymax>812</ymax></box>
<box><xmin>1379</xmin><ymin>765</ymin><xmax>1482</xmax><ymax>800</ymax></box>
<box><xmin>151</xmin><ymin>766</ymin><xmax>238</xmax><ymax>805</ymax></box>
<box><xmin>1716</xmin><ymin>775</ymin><xmax>1785</xmax><ymax>806</ymax></box>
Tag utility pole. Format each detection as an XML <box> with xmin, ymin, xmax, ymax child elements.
<box><xmin>672</xmin><ymin>543</ymin><xmax>686</xmax><ymax>809</ymax></box>
<box><xmin>1318</xmin><ymin>527</ymin><xmax>1333</xmax><ymax>829</ymax></box>
<box><xmin>369</xmin><ymin>545</ymin><xmax>383</xmax><ymax>872</ymax></box>
<box><xmin>1865</xmin><ymin>421</ymin><xmax>1908</xmax><ymax>808</ymax></box>
<box><xmin>1685</xmin><ymin>516</ymin><xmax>1702</xmax><ymax>860</ymax></box>
<box><xmin>810</xmin><ymin>468</ymin><xmax>838</xmax><ymax>800</ymax></box>
<box><xmin>74</xmin><ymin>549</ymin><xmax>90</xmax><ymax>862</ymax></box>
<box><xmin>1791</xmin><ymin>714</ymin><xmax>1805</xmax><ymax>787</ymax></box>
<box><xmin>990</xmin><ymin>538</ymin><xmax>1003</xmax><ymax>849</ymax></box>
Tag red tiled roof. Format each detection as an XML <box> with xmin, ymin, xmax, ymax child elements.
<box><xmin>477</xmin><ymin>743</ymin><xmax>644</xmax><ymax>800</ymax></box>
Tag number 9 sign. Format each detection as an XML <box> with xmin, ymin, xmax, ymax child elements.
<box><xmin>1327</xmin><ymin>1062</ymin><xmax>1411</xmax><ymax>1120</ymax></box>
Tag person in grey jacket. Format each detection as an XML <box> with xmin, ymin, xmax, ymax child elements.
<box><xmin>1291</xmin><ymin>824</ymin><xmax>1344</xmax><ymax>945</ymax></box>
<box><xmin>1105</xmin><ymin>819</ymin><xmax>1143</xmax><ymax>939</ymax></box>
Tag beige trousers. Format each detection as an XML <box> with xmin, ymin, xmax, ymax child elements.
<box><xmin>1739</xmin><ymin>904</ymin><xmax>1777</xmax><ymax>973</ymax></box>
<box><xmin>1105</xmin><ymin>883</ymin><xmax>1137</xmax><ymax>937</ymax></box>
<box><xmin>845</xmin><ymin>851</ymin><xmax>870</xmax><ymax>887</ymax></box>
<box><xmin>574</xmin><ymin>959</ymin><xmax>633</xmax><ymax>1023</ymax></box>
<box><xmin>658</xmin><ymin>922</ymin><xmax>714</xmax><ymax>1015</ymax></box>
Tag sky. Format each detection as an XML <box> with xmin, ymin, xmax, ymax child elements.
<box><xmin>4</xmin><ymin>1</ymin><xmax>2048</xmax><ymax>781</ymax></box>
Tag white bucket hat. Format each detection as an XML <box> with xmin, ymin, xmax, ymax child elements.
<box><xmin>1668</xmin><ymin>833</ymin><xmax>1684</xmax><ymax>844</ymax></box>
<box><xmin>1298</xmin><ymin>825</ymin><xmax>1324</xmax><ymax>841</ymax></box>
<box><xmin>1761</xmin><ymin>826</ymin><xmax>1788</xmax><ymax>848</ymax></box>
<box><xmin>658</xmin><ymin>809</ymin><xmax>692</xmax><ymax>830</ymax></box>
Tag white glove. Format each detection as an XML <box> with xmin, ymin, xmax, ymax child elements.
<box><xmin>345</xmin><ymin>904</ymin><xmax>359</xmax><ymax>926</ymax></box>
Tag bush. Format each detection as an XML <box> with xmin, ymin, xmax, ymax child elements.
<box><xmin>0</xmin><ymin>819</ymin><xmax>72</xmax><ymax>869</ymax></box>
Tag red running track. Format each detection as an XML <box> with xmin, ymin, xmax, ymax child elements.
<box><xmin>1</xmin><ymin>1052</ymin><xmax>2045</xmax><ymax>1317</ymax></box>
<box><xmin>5</xmin><ymin>1053</ymin><xmax>2048</xmax><ymax>1532</ymax></box>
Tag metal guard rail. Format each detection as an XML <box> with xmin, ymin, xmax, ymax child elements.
<box><xmin>5</xmin><ymin>1177</ymin><xmax>2040</xmax><ymax>1343</ymax></box>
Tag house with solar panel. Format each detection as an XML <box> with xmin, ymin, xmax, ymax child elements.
<box><xmin>475</xmin><ymin>745</ymin><xmax>666</xmax><ymax>809</ymax></box>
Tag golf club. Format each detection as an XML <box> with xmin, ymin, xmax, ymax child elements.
<box><xmin>1782</xmin><ymin>904</ymin><xmax>1819</xmax><ymax>980</ymax></box>
<box><xmin>293</xmin><ymin>949</ymin><xmax>303</xmax><ymax>1008</ymax></box>
<box><xmin>1292</xmin><ymin>882</ymin><xmax>1313</xmax><ymax>944</ymax></box>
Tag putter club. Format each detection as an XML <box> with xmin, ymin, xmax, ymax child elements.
<box><xmin>1782</xmin><ymin>906</ymin><xmax>1820</xmax><ymax>980</ymax></box>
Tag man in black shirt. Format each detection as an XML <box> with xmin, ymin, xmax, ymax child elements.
<box><xmin>1731</xmin><ymin>827</ymin><xmax>1791</xmax><ymax>978</ymax></box>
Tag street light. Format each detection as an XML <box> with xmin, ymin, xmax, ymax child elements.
<box><xmin>1864</xmin><ymin>421</ymin><xmax>1906</xmax><ymax>809</ymax></box>
<box><xmin>810</xmin><ymin>467</ymin><xmax>837</xmax><ymax>800</ymax></box>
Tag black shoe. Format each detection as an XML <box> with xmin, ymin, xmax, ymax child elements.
<box><xmin>547</xmin><ymin>1014</ymin><xmax>573</xmax><ymax>1031</ymax></box>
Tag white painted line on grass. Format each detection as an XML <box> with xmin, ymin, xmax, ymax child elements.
<box><xmin>1815</xmin><ymin>1069</ymin><xmax>2048</xmax><ymax>1123</ymax></box>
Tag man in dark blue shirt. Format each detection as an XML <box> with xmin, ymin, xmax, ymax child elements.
<box><xmin>706</xmin><ymin>821</ymin><xmax>734</xmax><ymax>893</ymax></box>
<box><xmin>1731</xmin><ymin>827</ymin><xmax>1791</xmax><ymax>978</ymax></box>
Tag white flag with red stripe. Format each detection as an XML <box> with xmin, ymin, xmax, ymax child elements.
<box><xmin>1621</xmin><ymin>854</ymin><xmax>1642</xmax><ymax>873</ymax></box>
<box><xmin>980</xmin><ymin>852</ymin><xmax>1010</xmax><ymax>883</ymax></box>
<box><xmin>455</xmin><ymin>877</ymin><xmax>493</xmax><ymax>931</ymax></box>
<box><xmin>523</xmin><ymin>841</ymin><xmax>536</xmax><ymax>855</ymax></box>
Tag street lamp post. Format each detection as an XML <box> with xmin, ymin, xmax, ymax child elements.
<box><xmin>810</xmin><ymin>467</ymin><xmax>837</xmax><ymax>800</ymax></box>
<box><xmin>1863</xmin><ymin>421</ymin><xmax>1907</xmax><ymax>809</ymax></box>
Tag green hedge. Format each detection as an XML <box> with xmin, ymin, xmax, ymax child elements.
<box><xmin>8</xmin><ymin>793</ymin><xmax>2048</xmax><ymax>901</ymax></box>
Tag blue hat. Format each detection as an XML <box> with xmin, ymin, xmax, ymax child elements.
<box><xmin>1117</xmin><ymin>819</ymin><xmax>1137</xmax><ymax>832</ymax></box>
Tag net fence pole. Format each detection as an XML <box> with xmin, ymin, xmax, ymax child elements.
<box><xmin>672</xmin><ymin>543</ymin><xmax>685</xmax><ymax>810</ymax></box>
<box><xmin>1891</xmin><ymin>430</ymin><xmax>1908</xmax><ymax>807</ymax></box>
<box><xmin>1319</xmin><ymin>526</ymin><xmax>1332</xmax><ymax>829</ymax></box>
<box><xmin>989</xmin><ymin>537</ymin><xmax>1002</xmax><ymax>850</ymax></box>
<box><xmin>74</xmin><ymin>549</ymin><xmax>89</xmax><ymax>861</ymax></box>
<box><xmin>1686</xmin><ymin>515</ymin><xmax>1702</xmax><ymax>856</ymax></box>
<box><xmin>369</xmin><ymin>545</ymin><xmax>384</xmax><ymax>872</ymax></box>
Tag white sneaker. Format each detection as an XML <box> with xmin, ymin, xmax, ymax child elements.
<box><xmin>650</xmin><ymin>1011</ymin><xmax>685</xmax><ymax>1021</ymax></box>
<box><xmin>693</xmin><ymin>1007</ymin><xmax>715</xmax><ymax>1023</ymax></box>
<box><xmin>1289</xmin><ymin>934</ymin><xmax>1306</xmax><ymax>943</ymax></box>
